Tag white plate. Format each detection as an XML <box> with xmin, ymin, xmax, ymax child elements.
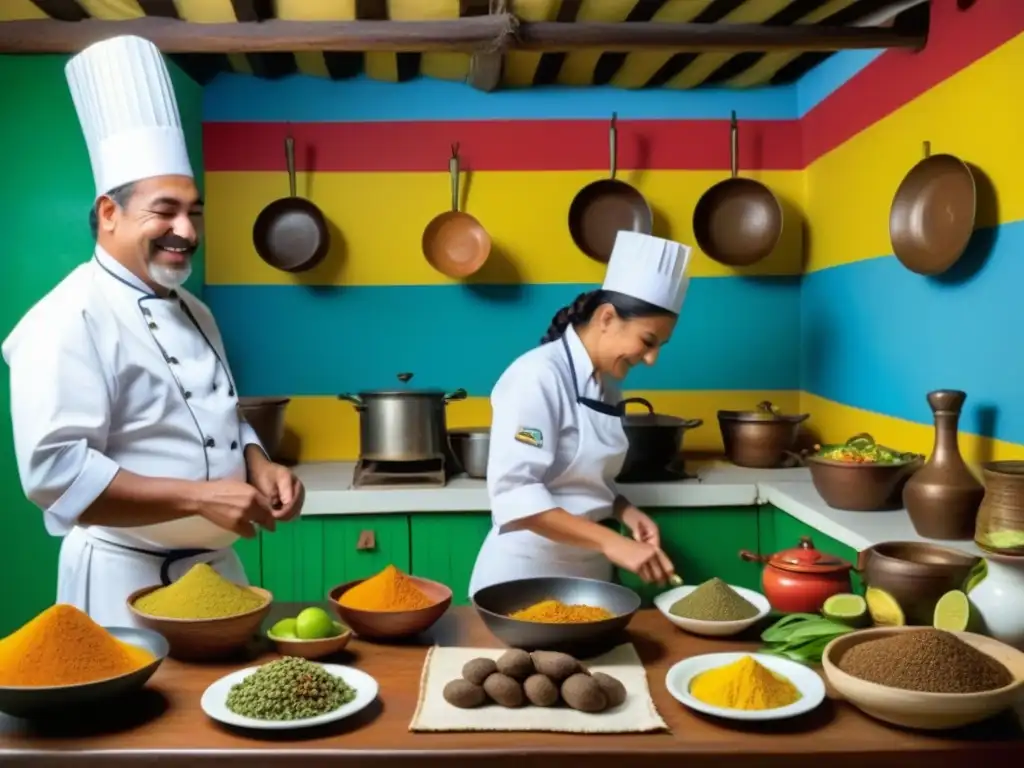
<box><xmin>654</xmin><ymin>584</ymin><xmax>771</xmax><ymax>637</ymax></box>
<box><xmin>201</xmin><ymin>663</ymin><xmax>379</xmax><ymax>730</ymax></box>
<box><xmin>665</xmin><ymin>652</ymin><xmax>826</xmax><ymax>722</ymax></box>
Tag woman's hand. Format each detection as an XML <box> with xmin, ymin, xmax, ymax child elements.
<box><xmin>602</xmin><ymin>535</ymin><xmax>676</xmax><ymax>586</ymax></box>
<box><xmin>620</xmin><ymin>505</ymin><xmax>660</xmax><ymax>549</ymax></box>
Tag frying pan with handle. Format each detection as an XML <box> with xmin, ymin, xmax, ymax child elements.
<box><xmin>421</xmin><ymin>144</ymin><xmax>492</xmax><ymax>279</ymax></box>
<box><xmin>252</xmin><ymin>135</ymin><xmax>331</xmax><ymax>273</ymax></box>
<box><xmin>568</xmin><ymin>113</ymin><xmax>653</xmax><ymax>264</ymax></box>
<box><xmin>692</xmin><ymin>111</ymin><xmax>783</xmax><ymax>268</ymax></box>
<box><xmin>889</xmin><ymin>141</ymin><xmax>976</xmax><ymax>276</ymax></box>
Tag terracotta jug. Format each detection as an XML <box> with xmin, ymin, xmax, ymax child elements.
<box><xmin>903</xmin><ymin>390</ymin><xmax>983</xmax><ymax>540</ymax></box>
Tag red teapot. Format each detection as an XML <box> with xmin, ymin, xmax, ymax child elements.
<box><xmin>739</xmin><ymin>536</ymin><xmax>854</xmax><ymax>614</ymax></box>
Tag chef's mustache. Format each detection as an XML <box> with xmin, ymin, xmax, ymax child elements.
<box><xmin>151</xmin><ymin>234</ymin><xmax>197</xmax><ymax>254</ymax></box>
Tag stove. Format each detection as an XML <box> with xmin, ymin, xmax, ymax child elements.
<box><xmin>352</xmin><ymin>458</ymin><xmax>448</xmax><ymax>489</ymax></box>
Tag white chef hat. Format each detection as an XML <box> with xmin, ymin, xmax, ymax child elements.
<box><xmin>65</xmin><ymin>35</ymin><xmax>193</xmax><ymax>199</ymax></box>
<box><xmin>601</xmin><ymin>231</ymin><xmax>692</xmax><ymax>314</ymax></box>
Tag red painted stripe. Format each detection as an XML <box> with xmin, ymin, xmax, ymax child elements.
<box><xmin>804</xmin><ymin>0</ymin><xmax>1024</xmax><ymax>165</ymax></box>
<box><xmin>203</xmin><ymin>118</ymin><xmax>803</xmax><ymax>173</ymax></box>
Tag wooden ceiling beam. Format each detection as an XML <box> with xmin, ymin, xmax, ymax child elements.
<box><xmin>0</xmin><ymin>16</ymin><xmax>925</xmax><ymax>54</ymax></box>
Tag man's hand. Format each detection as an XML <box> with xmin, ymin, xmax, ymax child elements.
<box><xmin>620</xmin><ymin>505</ymin><xmax>661</xmax><ymax>549</ymax></box>
<box><xmin>192</xmin><ymin>479</ymin><xmax>277</xmax><ymax>537</ymax></box>
<box><xmin>246</xmin><ymin>447</ymin><xmax>305</xmax><ymax>522</ymax></box>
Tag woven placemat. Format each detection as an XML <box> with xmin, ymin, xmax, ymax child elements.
<box><xmin>409</xmin><ymin>643</ymin><xmax>668</xmax><ymax>733</ymax></box>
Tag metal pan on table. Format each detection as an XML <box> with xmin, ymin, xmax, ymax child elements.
<box><xmin>568</xmin><ymin>113</ymin><xmax>653</xmax><ymax>264</ymax></box>
<box><xmin>692</xmin><ymin>111</ymin><xmax>783</xmax><ymax>268</ymax></box>
<box><xmin>889</xmin><ymin>141</ymin><xmax>976</xmax><ymax>276</ymax></box>
<box><xmin>421</xmin><ymin>144</ymin><xmax>492</xmax><ymax>279</ymax></box>
<box><xmin>252</xmin><ymin>135</ymin><xmax>331</xmax><ymax>273</ymax></box>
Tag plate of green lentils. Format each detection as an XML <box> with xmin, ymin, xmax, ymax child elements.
<box><xmin>201</xmin><ymin>656</ymin><xmax>379</xmax><ymax>730</ymax></box>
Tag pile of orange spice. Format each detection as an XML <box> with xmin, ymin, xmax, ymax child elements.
<box><xmin>509</xmin><ymin>599</ymin><xmax>614</xmax><ymax>624</ymax></box>
<box><xmin>338</xmin><ymin>565</ymin><xmax>433</xmax><ymax>611</ymax></box>
<box><xmin>0</xmin><ymin>604</ymin><xmax>155</xmax><ymax>687</ymax></box>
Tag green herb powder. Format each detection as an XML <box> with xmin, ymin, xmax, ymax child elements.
<box><xmin>225</xmin><ymin>657</ymin><xmax>356</xmax><ymax>721</ymax></box>
<box><xmin>669</xmin><ymin>577</ymin><xmax>759</xmax><ymax>621</ymax></box>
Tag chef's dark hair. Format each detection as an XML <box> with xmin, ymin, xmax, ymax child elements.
<box><xmin>540</xmin><ymin>290</ymin><xmax>676</xmax><ymax>345</ymax></box>
<box><xmin>88</xmin><ymin>182</ymin><xmax>136</xmax><ymax>239</ymax></box>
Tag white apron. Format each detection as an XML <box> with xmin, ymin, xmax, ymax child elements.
<box><xmin>57</xmin><ymin>253</ymin><xmax>250</xmax><ymax>627</ymax></box>
<box><xmin>469</xmin><ymin>336</ymin><xmax>629</xmax><ymax>596</ymax></box>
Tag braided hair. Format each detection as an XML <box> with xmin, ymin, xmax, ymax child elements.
<box><xmin>539</xmin><ymin>289</ymin><xmax>676</xmax><ymax>345</ymax></box>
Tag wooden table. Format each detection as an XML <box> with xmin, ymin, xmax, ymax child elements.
<box><xmin>1</xmin><ymin>607</ymin><xmax>1021</xmax><ymax>767</ymax></box>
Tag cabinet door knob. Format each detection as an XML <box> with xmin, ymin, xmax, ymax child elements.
<box><xmin>357</xmin><ymin>530</ymin><xmax>376</xmax><ymax>551</ymax></box>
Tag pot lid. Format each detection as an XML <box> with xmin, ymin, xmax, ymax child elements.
<box><xmin>718</xmin><ymin>400</ymin><xmax>809</xmax><ymax>424</ymax></box>
<box><xmin>766</xmin><ymin>536</ymin><xmax>852</xmax><ymax>574</ymax></box>
<box><xmin>358</xmin><ymin>372</ymin><xmax>447</xmax><ymax>397</ymax></box>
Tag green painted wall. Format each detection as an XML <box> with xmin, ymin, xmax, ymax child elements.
<box><xmin>0</xmin><ymin>55</ymin><xmax>205</xmax><ymax>636</ymax></box>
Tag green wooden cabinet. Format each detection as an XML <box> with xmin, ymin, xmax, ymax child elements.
<box><xmin>410</xmin><ymin>513</ymin><xmax>492</xmax><ymax>605</ymax></box>
<box><xmin>616</xmin><ymin>507</ymin><xmax>763</xmax><ymax>606</ymax></box>
<box><xmin>259</xmin><ymin>515</ymin><xmax>411</xmax><ymax>603</ymax></box>
<box><xmin>758</xmin><ymin>504</ymin><xmax>864</xmax><ymax>594</ymax></box>
<box><xmin>233</xmin><ymin>536</ymin><xmax>262</xmax><ymax>586</ymax></box>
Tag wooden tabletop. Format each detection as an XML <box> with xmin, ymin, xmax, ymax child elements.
<box><xmin>1</xmin><ymin>607</ymin><xmax>1021</xmax><ymax>768</ymax></box>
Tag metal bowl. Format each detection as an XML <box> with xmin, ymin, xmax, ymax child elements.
<box><xmin>449</xmin><ymin>427</ymin><xmax>489</xmax><ymax>478</ymax></box>
<box><xmin>0</xmin><ymin>626</ymin><xmax>169</xmax><ymax>719</ymax></box>
<box><xmin>472</xmin><ymin>576</ymin><xmax>640</xmax><ymax>653</ymax></box>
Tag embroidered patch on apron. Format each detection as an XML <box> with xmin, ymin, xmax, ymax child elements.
<box><xmin>515</xmin><ymin>427</ymin><xmax>543</xmax><ymax>448</ymax></box>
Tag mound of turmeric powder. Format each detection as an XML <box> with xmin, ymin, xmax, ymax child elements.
<box><xmin>339</xmin><ymin>565</ymin><xmax>433</xmax><ymax>611</ymax></box>
<box><xmin>0</xmin><ymin>604</ymin><xmax>155</xmax><ymax>687</ymax></box>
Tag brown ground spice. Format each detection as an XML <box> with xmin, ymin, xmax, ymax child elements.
<box><xmin>837</xmin><ymin>629</ymin><xmax>1013</xmax><ymax>694</ymax></box>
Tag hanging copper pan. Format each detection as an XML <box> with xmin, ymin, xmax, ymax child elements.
<box><xmin>568</xmin><ymin>113</ymin><xmax>653</xmax><ymax>264</ymax></box>
<box><xmin>889</xmin><ymin>141</ymin><xmax>976</xmax><ymax>276</ymax></box>
<box><xmin>252</xmin><ymin>135</ymin><xmax>331</xmax><ymax>273</ymax></box>
<box><xmin>693</xmin><ymin>111</ymin><xmax>783</xmax><ymax>268</ymax></box>
<box><xmin>422</xmin><ymin>144</ymin><xmax>492</xmax><ymax>279</ymax></box>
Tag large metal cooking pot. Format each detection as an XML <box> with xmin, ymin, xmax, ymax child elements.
<box><xmin>718</xmin><ymin>400</ymin><xmax>808</xmax><ymax>469</ymax></box>
<box><xmin>237</xmin><ymin>397</ymin><xmax>290</xmax><ymax>462</ymax></box>
<box><xmin>618</xmin><ymin>398</ymin><xmax>703</xmax><ymax>480</ymax></box>
<box><xmin>449</xmin><ymin>427</ymin><xmax>489</xmax><ymax>478</ymax></box>
<box><xmin>338</xmin><ymin>373</ymin><xmax>467</xmax><ymax>462</ymax></box>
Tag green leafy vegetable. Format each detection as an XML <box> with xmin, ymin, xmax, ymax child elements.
<box><xmin>759</xmin><ymin>614</ymin><xmax>854</xmax><ymax>664</ymax></box>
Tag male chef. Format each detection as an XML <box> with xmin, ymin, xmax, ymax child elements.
<box><xmin>2</xmin><ymin>35</ymin><xmax>304</xmax><ymax>627</ymax></box>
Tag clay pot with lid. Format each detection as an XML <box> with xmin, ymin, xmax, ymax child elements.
<box><xmin>718</xmin><ymin>400</ymin><xmax>808</xmax><ymax>469</ymax></box>
<box><xmin>975</xmin><ymin>461</ymin><xmax>1024</xmax><ymax>555</ymax></box>
<box><xmin>739</xmin><ymin>536</ymin><xmax>854</xmax><ymax>614</ymax></box>
<box><xmin>903</xmin><ymin>389</ymin><xmax>983</xmax><ymax>540</ymax></box>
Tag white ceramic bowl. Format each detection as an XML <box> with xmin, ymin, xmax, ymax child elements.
<box><xmin>654</xmin><ymin>584</ymin><xmax>771</xmax><ymax>638</ymax></box>
<box><xmin>666</xmin><ymin>651</ymin><xmax>826</xmax><ymax>721</ymax></box>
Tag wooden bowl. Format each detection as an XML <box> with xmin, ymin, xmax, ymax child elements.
<box><xmin>822</xmin><ymin>626</ymin><xmax>1024</xmax><ymax>730</ymax></box>
<box><xmin>126</xmin><ymin>585</ymin><xmax>272</xmax><ymax>661</ymax></box>
<box><xmin>268</xmin><ymin>624</ymin><xmax>353</xmax><ymax>660</ymax></box>
<box><xmin>327</xmin><ymin>577</ymin><xmax>451</xmax><ymax>640</ymax></box>
<box><xmin>806</xmin><ymin>454</ymin><xmax>923</xmax><ymax>511</ymax></box>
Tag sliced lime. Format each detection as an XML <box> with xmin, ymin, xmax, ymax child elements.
<box><xmin>865</xmin><ymin>586</ymin><xmax>905</xmax><ymax>627</ymax></box>
<box><xmin>822</xmin><ymin>593</ymin><xmax>868</xmax><ymax>626</ymax></box>
<box><xmin>934</xmin><ymin>589</ymin><xmax>972</xmax><ymax>632</ymax></box>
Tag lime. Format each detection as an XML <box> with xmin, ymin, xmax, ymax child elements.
<box><xmin>269</xmin><ymin>617</ymin><xmax>298</xmax><ymax>639</ymax></box>
<box><xmin>963</xmin><ymin>558</ymin><xmax>988</xmax><ymax>594</ymax></box>
<box><xmin>934</xmin><ymin>589</ymin><xmax>973</xmax><ymax>631</ymax></box>
<box><xmin>296</xmin><ymin>607</ymin><xmax>336</xmax><ymax>640</ymax></box>
<box><xmin>822</xmin><ymin>593</ymin><xmax>868</xmax><ymax>627</ymax></box>
<box><xmin>865</xmin><ymin>586</ymin><xmax>905</xmax><ymax>627</ymax></box>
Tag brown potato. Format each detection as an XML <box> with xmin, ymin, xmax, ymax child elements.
<box><xmin>483</xmin><ymin>672</ymin><xmax>524</xmax><ymax>707</ymax></box>
<box><xmin>523</xmin><ymin>674</ymin><xmax>559</xmax><ymax>707</ymax></box>
<box><xmin>443</xmin><ymin>679</ymin><xmax>487</xmax><ymax>709</ymax></box>
<box><xmin>591</xmin><ymin>672</ymin><xmax>626</xmax><ymax>708</ymax></box>
<box><xmin>495</xmin><ymin>649</ymin><xmax>534</xmax><ymax>680</ymax></box>
<box><xmin>530</xmin><ymin>651</ymin><xmax>580</xmax><ymax>682</ymax></box>
<box><xmin>462</xmin><ymin>657</ymin><xmax>498</xmax><ymax>686</ymax></box>
<box><xmin>561</xmin><ymin>673</ymin><xmax>607</xmax><ymax>713</ymax></box>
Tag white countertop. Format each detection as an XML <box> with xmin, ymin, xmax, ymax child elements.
<box><xmin>294</xmin><ymin>460</ymin><xmax>982</xmax><ymax>556</ymax></box>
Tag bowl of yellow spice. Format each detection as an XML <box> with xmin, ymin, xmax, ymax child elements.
<box><xmin>472</xmin><ymin>576</ymin><xmax>640</xmax><ymax>652</ymax></box>
<box><xmin>328</xmin><ymin>564</ymin><xmax>452</xmax><ymax>640</ymax></box>
<box><xmin>0</xmin><ymin>604</ymin><xmax>168</xmax><ymax>719</ymax></box>
<box><xmin>127</xmin><ymin>563</ymin><xmax>272</xmax><ymax>661</ymax></box>
<box><xmin>666</xmin><ymin>652</ymin><xmax>825</xmax><ymax>722</ymax></box>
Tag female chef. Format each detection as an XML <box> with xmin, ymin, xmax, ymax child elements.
<box><xmin>469</xmin><ymin>231</ymin><xmax>691</xmax><ymax>595</ymax></box>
